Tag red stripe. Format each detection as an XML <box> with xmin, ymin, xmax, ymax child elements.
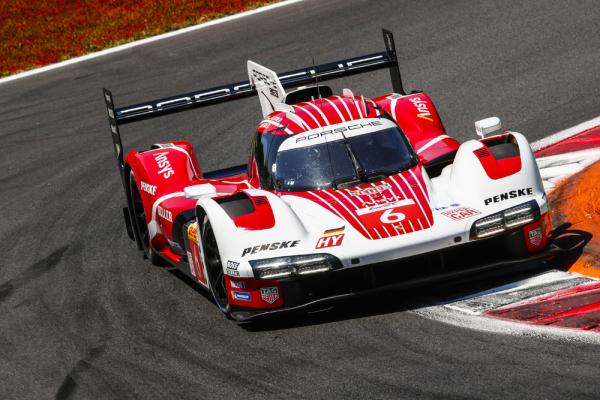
<box><xmin>339</xmin><ymin>189</ymin><xmax>362</xmax><ymax>209</ymax></box>
<box><xmin>534</xmin><ymin>125</ymin><xmax>600</xmax><ymax>157</ymax></box>
<box><xmin>408</xmin><ymin>169</ymin><xmax>433</xmax><ymax>225</ymax></box>
<box><xmin>320</xmin><ymin>190</ymin><xmax>373</xmax><ymax>239</ymax></box>
<box><xmin>334</xmin><ymin>96</ymin><xmax>354</xmax><ymax>120</ymax></box>
<box><xmin>400</xmin><ymin>171</ymin><xmax>432</xmax><ymax>227</ymax></box>
<box><xmin>484</xmin><ymin>282</ymin><xmax>600</xmax><ymax>331</ymax></box>
<box><xmin>304</xmin><ymin>191</ymin><xmax>346</xmax><ymax>220</ymax></box>
<box><xmin>292</xmin><ymin>105</ymin><xmax>321</xmax><ymax>129</ymax></box>
<box><xmin>410</xmin><ymin>166</ymin><xmax>430</xmax><ymax>202</ymax></box>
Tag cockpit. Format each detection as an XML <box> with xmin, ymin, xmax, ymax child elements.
<box><xmin>254</xmin><ymin>117</ymin><xmax>418</xmax><ymax>192</ymax></box>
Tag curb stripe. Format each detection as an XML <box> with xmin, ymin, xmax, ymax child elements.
<box><xmin>530</xmin><ymin>115</ymin><xmax>600</xmax><ymax>152</ymax></box>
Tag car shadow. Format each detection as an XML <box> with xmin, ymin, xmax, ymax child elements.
<box><xmin>547</xmin><ymin>222</ymin><xmax>593</xmax><ymax>271</ymax></box>
<box><xmin>167</xmin><ymin>268</ymin><xmax>215</xmax><ymax>304</ymax></box>
<box><xmin>239</xmin><ymin>261</ymin><xmax>553</xmax><ymax>332</ymax></box>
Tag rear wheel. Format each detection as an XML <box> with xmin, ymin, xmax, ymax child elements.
<box><xmin>129</xmin><ymin>172</ymin><xmax>162</xmax><ymax>265</ymax></box>
<box><xmin>202</xmin><ymin>217</ymin><xmax>230</xmax><ymax>315</ymax></box>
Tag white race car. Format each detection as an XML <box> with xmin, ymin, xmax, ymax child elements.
<box><xmin>103</xmin><ymin>30</ymin><xmax>558</xmax><ymax>320</ymax></box>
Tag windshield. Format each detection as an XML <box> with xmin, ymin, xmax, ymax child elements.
<box><xmin>272</xmin><ymin>118</ymin><xmax>417</xmax><ymax>192</ymax></box>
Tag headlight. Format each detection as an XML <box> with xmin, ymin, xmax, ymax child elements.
<box><xmin>471</xmin><ymin>200</ymin><xmax>540</xmax><ymax>239</ymax></box>
<box><xmin>250</xmin><ymin>254</ymin><xmax>341</xmax><ymax>280</ymax></box>
<box><xmin>503</xmin><ymin>202</ymin><xmax>535</xmax><ymax>228</ymax></box>
<box><xmin>472</xmin><ymin>214</ymin><xmax>504</xmax><ymax>238</ymax></box>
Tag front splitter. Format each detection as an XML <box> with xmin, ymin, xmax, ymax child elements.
<box><xmin>230</xmin><ymin>241</ymin><xmax>573</xmax><ymax>322</ymax></box>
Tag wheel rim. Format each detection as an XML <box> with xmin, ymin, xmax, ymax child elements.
<box><xmin>203</xmin><ymin>221</ymin><xmax>229</xmax><ymax>312</ymax></box>
<box><xmin>129</xmin><ymin>174</ymin><xmax>150</xmax><ymax>255</ymax></box>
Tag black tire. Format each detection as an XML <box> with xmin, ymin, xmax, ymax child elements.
<box><xmin>129</xmin><ymin>172</ymin><xmax>162</xmax><ymax>266</ymax></box>
<box><xmin>201</xmin><ymin>217</ymin><xmax>230</xmax><ymax>315</ymax></box>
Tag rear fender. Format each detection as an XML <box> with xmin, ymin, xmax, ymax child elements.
<box><xmin>374</xmin><ymin>92</ymin><xmax>460</xmax><ymax>165</ymax></box>
<box><xmin>151</xmin><ymin>140</ymin><xmax>202</xmax><ymax>178</ymax></box>
<box><xmin>125</xmin><ymin>142</ymin><xmax>203</xmax><ymax>250</ymax></box>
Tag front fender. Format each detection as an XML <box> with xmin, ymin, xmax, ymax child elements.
<box><xmin>448</xmin><ymin>132</ymin><xmax>545</xmax><ymax>211</ymax></box>
<box><xmin>197</xmin><ymin>190</ymin><xmax>310</xmax><ymax>278</ymax></box>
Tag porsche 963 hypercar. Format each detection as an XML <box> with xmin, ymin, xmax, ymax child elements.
<box><xmin>103</xmin><ymin>30</ymin><xmax>556</xmax><ymax>321</ymax></box>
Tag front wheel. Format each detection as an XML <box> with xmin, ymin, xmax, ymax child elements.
<box><xmin>201</xmin><ymin>217</ymin><xmax>230</xmax><ymax>316</ymax></box>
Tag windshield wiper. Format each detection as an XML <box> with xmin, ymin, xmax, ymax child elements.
<box><xmin>343</xmin><ymin>141</ymin><xmax>367</xmax><ymax>182</ymax></box>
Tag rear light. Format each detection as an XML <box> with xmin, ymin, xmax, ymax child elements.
<box><xmin>471</xmin><ymin>200</ymin><xmax>540</xmax><ymax>240</ymax></box>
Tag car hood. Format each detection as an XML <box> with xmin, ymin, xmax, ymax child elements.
<box><xmin>280</xmin><ymin>165</ymin><xmax>433</xmax><ymax>240</ymax></box>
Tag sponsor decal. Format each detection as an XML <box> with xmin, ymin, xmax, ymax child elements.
<box><xmin>241</xmin><ymin>240</ymin><xmax>301</xmax><ymax>257</ymax></box>
<box><xmin>260</xmin><ymin>287</ymin><xmax>280</xmax><ymax>304</ymax></box>
<box><xmin>187</xmin><ymin>223</ymin><xmax>207</xmax><ymax>285</ymax></box>
<box><xmin>441</xmin><ymin>207</ymin><xmax>481</xmax><ymax>221</ymax></box>
<box><xmin>484</xmin><ymin>188</ymin><xmax>533</xmax><ymax>206</ymax></box>
<box><xmin>230</xmin><ymin>280</ymin><xmax>246</xmax><ymax>289</ymax></box>
<box><xmin>188</xmin><ymin>223</ymin><xmax>198</xmax><ymax>244</ymax></box>
<box><xmin>529</xmin><ymin>227</ymin><xmax>543</xmax><ymax>246</ymax></box>
<box><xmin>231</xmin><ymin>291</ymin><xmax>251</xmax><ymax>302</ymax></box>
<box><xmin>433</xmin><ymin>203</ymin><xmax>460</xmax><ymax>211</ymax></box>
<box><xmin>157</xmin><ymin>205</ymin><xmax>172</xmax><ymax>222</ymax></box>
<box><xmin>250</xmin><ymin>68</ymin><xmax>281</xmax><ymax>99</ymax></box>
<box><xmin>186</xmin><ymin>251</ymin><xmax>197</xmax><ymax>278</ymax></box>
<box><xmin>316</xmin><ymin>227</ymin><xmax>345</xmax><ymax>249</ymax></box>
<box><xmin>348</xmin><ymin>182</ymin><xmax>392</xmax><ymax>197</ymax></box>
<box><xmin>409</xmin><ymin>97</ymin><xmax>433</xmax><ymax>122</ymax></box>
<box><xmin>141</xmin><ymin>181</ymin><xmax>157</xmax><ymax>196</ymax></box>
<box><xmin>295</xmin><ymin>121</ymin><xmax>383</xmax><ymax>143</ymax></box>
<box><xmin>153</xmin><ymin>151</ymin><xmax>174</xmax><ymax>179</ymax></box>
<box><xmin>226</xmin><ymin>260</ymin><xmax>240</xmax><ymax>277</ymax></box>
<box><xmin>356</xmin><ymin>199</ymin><xmax>414</xmax><ymax>216</ymax></box>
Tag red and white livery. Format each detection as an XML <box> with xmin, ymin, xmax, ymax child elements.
<box><xmin>103</xmin><ymin>30</ymin><xmax>557</xmax><ymax>321</ymax></box>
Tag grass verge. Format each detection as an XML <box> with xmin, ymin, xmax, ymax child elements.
<box><xmin>1</xmin><ymin>0</ymin><xmax>279</xmax><ymax>77</ymax></box>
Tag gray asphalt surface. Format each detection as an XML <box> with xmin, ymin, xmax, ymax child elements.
<box><xmin>1</xmin><ymin>1</ymin><xmax>600</xmax><ymax>399</ymax></box>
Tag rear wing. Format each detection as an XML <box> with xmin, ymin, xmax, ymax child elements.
<box><xmin>103</xmin><ymin>29</ymin><xmax>406</xmax><ymax>186</ymax></box>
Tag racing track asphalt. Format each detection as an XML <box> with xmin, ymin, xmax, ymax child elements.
<box><xmin>1</xmin><ymin>1</ymin><xmax>600</xmax><ymax>399</ymax></box>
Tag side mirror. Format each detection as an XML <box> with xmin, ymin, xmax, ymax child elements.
<box><xmin>475</xmin><ymin>117</ymin><xmax>501</xmax><ymax>139</ymax></box>
<box><xmin>184</xmin><ymin>184</ymin><xmax>216</xmax><ymax>199</ymax></box>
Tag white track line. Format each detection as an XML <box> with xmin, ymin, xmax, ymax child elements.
<box><xmin>0</xmin><ymin>0</ymin><xmax>306</xmax><ymax>86</ymax></box>
<box><xmin>536</xmin><ymin>146</ymin><xmax>600</xmax><ymax>192</ymax></box>
<box><xmin>530</xmin><ymin>114</ymin><xmax>600</xmax><ymax>151</ymax></box>
<box><xmin>447</xmin><ymin>270</ymin><xmax>578</xmax><ymax>304</ymax></box>
<box><xmin>532</xmin><ymin>116</ymin><xmax>600</xmax><ymax>192</ymax></box>
<box><xmin>413</xmin><ymin>306</ymin><xmax>600</xmax><ymax>344</ymax></box>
